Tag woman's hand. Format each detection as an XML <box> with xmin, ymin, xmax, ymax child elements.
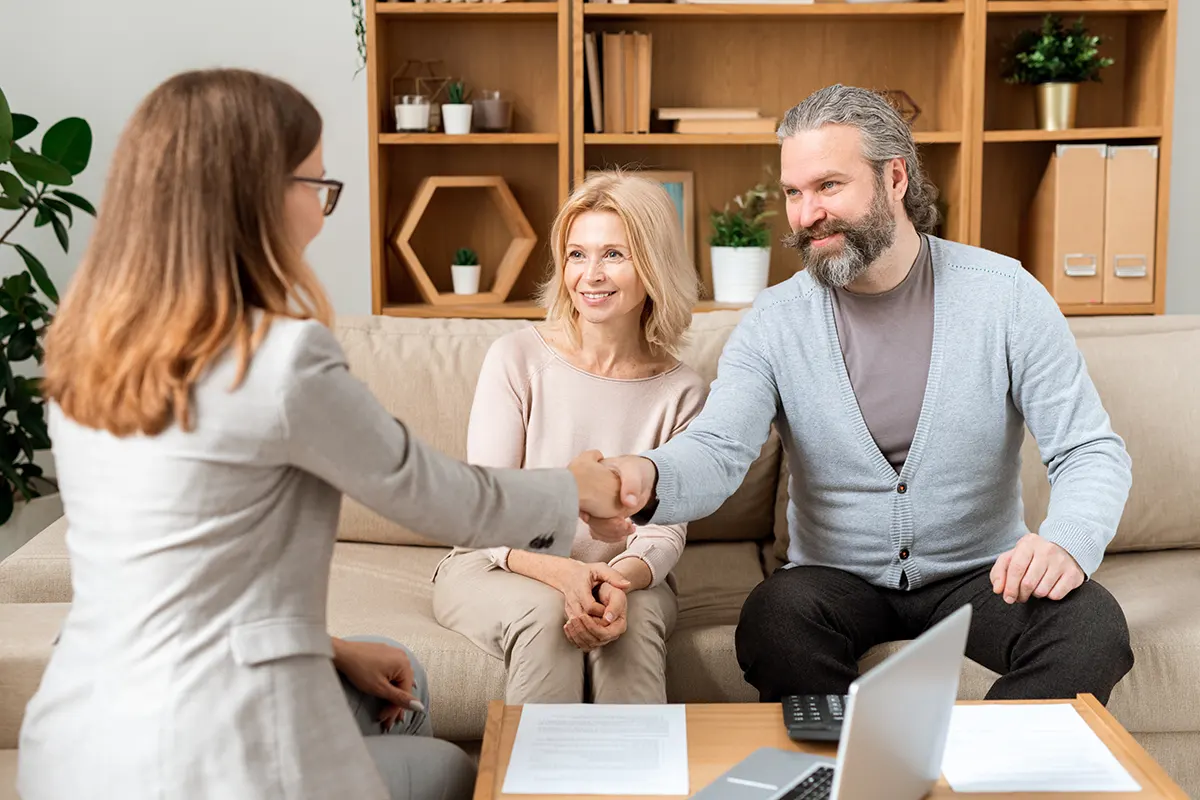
<box><xmin>564</xmin><ymin>582</ymin><xmax>628</xmax><ymax>652</ymax></box>
<box><xmin>333</xmin><ymin>638</ymin><xmax>425</xmax><ymax>732</ymax></box>
<box><xmin>549</xmin><ymin>559</ymin><xmax>631</xmax><ymax>621</ymax></box>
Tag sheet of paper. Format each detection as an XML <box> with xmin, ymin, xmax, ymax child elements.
<box><xmin>940</xmin><ymin>704</ymin><xmax>1141</xmax><ymax>793</ymax></box>
<box><xmin>501</xmin><ymin>704</ymin><xmax>689</xmax><ymax>796</ymax></box>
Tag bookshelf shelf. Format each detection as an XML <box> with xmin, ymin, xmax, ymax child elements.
<box><xmin>585</xmin><ymin>131</ymin><xmax>963</xmax><ymax>145</ymax></box>
<box><xmin>983</xmin><ymin>126</ymin><xmax>1163</xmax><ymax>143</ymax></box>
<box><xmin>379</xmin><ymin>133</ymin><xmax>560</xmax><ymax>145</ymax></box>
<box><xmin>366</xmin><ymin>0</ymin><xmax>1176</xmax><ymax>317</ymax></box>
<box><xmin>584</xmin><ymin>2</ymin><xmax>964</xmax><ymax>18</ymax></box>
<box><xmin>986</xmin><ymin>1</ymin><xmax>1166</xmax><ymax>14</ymax></box>
<box><xmin>376</xmin><ymin>2</ymin><xmax>559</xmax><ymax>16</ymax></box>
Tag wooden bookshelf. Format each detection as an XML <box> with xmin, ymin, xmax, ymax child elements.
<box><xmin>366</xmin><ymin>0</ymin><xmax>1177</xmax><ymax>317</ymax></box>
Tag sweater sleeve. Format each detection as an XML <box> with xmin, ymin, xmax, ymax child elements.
<box><xmin>465</xmin><ymin>337</ymin><xmax>530</xmax><ymax>571</ymax></box>
<box><xmin>642</xmin><ymin>311</ymin><xmax>780</xmax><ymax>525</ymax></box>
<box><xmin>609</xmin><ymin>377</ymin><xmax>707</xmax><ymax>587</ymax></box>
<box><xmin>282</xmin><ymin>322</ymin><xmax>577</xmax><ymax>558</ymax></box>
<box><xmin>1008</xmin><ymin>270</ymin><xmax>1132</xmax><ymax>576</ymax></box>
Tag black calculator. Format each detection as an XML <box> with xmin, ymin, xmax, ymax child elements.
<box><xmin>781</xmin><ymin>694</ymin><xmax>848</xmax><ymax>742</ymax></box>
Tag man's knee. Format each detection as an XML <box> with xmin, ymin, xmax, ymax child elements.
<box><xmin>1064</xmin><ymin>582</ymin><xmax>1134</xmax><ymax>678</ymax></box>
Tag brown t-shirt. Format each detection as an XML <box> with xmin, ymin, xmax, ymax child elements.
<box><xmin>830</xmin><ymin>235</ymin><xmax>934</xmax><ymax>473</ymax></box>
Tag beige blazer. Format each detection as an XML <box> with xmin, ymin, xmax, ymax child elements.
<box><xmin>17</xmin><ymin>318</ymin><xmax>578</xmax><ymax>800</ymax></box>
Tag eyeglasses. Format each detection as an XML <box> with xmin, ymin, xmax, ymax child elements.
<box><xmin>293</xmin><ymin>176</ymin><xmax>344</xmax><ymax>216</ymax></box>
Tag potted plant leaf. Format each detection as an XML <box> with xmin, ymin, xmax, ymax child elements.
<box><xmin>442</xmin><ymin>81</ymin><xmax>473</xmax><ymax>136</ymax></box>
<box><xmin>708</xmin><ymin>182</ymin><xmax>777</xmax><ymax>304</ymax></box>
<box><xmin>1002</xmin><ymin>14</ymin><xmax>1114</xmax><ymax>131</ymax></box>
<box><xmin>451</xmin><ymin>247</ymin><xmax>480</xmax><ymax>295</ymax></box>
<box><xmin>0</xmin><ymin>85</ymin><xmax>96</xmax><ymax>524</ymax></box>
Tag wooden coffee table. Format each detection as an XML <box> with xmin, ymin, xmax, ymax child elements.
<box><xmin>474</xmin><ymin>694</ymin><xmax>1187</xmax><ymax>800</ymax></box>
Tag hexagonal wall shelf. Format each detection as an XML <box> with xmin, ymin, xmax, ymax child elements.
<box><xmin>390</xmin><ymin>175</ymin><xmax>537</xmax><ymax>306</ymax></box>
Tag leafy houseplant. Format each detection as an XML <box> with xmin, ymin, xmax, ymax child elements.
<box><xmin>442</xmin><ymin>81</ymin><xmax>473</xmax><ymax>136</ymax></box>
<box><xmin>451</xmin><ymin>247</ymin><xmax>481</xmax><ymax>295</ymax></box>
<box><xmin>708</xmin><ymin>183</ymin><xmax>778</xmax><ymax>304</ymax></box>
<box><xmin>1002</xmin><ymin>14</ymin><xmax>1114</xmax><ymax>130</ymax></box>
<box><xmin>0</xmin><ymin>86</ymin><xmax>95</xmax><ymax>524</ymax></box>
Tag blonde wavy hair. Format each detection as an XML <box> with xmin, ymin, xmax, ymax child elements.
<box><xmin>538</xmin><ymin>171</ymin><xmax>699</xmax><ymax>357</ymax></box>
<box><xmin>43</xmin><ymin>69</ymin><xmax>333</xmax><ymax>437</ymax></box>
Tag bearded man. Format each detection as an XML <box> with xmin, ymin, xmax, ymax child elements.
<box><xmin>593</xmin><ymin>84</ymin><xmax>1135</xmax><ymax>705</ymax></box>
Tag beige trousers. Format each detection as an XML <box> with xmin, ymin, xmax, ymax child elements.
<box><xmin>433</xmin><ymin>550</ymin><xmax>677</xmax><ymax>704</ymax></box>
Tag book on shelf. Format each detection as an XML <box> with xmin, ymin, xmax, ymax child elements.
<box><xmin>588</xmin><ymin>30</ymin><xmax>653</xmax><ymax>134</ymax></box>
<box><xmin>657</xmin><ymin>107</ymin><xmax>762</xmax><ymax>121</ymax></box>
<box><xmin>673</xmin><ymin>116</ymin><xmax>777</xmax><ymax>134</ymax></box>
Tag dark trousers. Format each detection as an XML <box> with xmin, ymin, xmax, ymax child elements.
<box><xmin>735</xmin><ymin>564</ymin><xmax>1134</xmax><ymax>705</ymax></box>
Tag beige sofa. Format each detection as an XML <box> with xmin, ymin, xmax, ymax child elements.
<box><xmin>1</xmin><ymin>311</ymin><xmax>1198</xmax><ymax>797</ymax></box>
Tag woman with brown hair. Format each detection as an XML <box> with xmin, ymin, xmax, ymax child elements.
<box><xmin>433</xmin><ymin>172</ymin><xmax>705</xmax><ymax>705</ymax></box>
<box><xmin>17</xmin><ymin>69</ymin><xmax>633</xmax><ymax>800</ymax></box>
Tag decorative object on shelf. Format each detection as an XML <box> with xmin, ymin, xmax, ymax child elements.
<box><xmin>589</xmin><ymin>169</ymin><xmax>694</xmax><ymax>264</ymax></box>
<box><xmin>472</xmin><ymin>89</ymin><xmax>514</xmax><ymax>133</ymax></box>
<box><xmin>442</xmin><ymin>80</ymin><xmax>473</xmax><ymax>135</ymax></box>
<box><xmin>880</xmin><ymin>90</ymin><xmax>921</xmax><ymax>126</ymax></box>
<box><xmin>395</xmin><ymin>94</ymin><xmax>432</xmax><ymax>132</ymax></box>
<box><xmin>390</xmin><ymin>175</ymin><xmax>536</xmax><ymax>306</ymax></box>
<box><xmin>0</xmin><ymin>86</ymin><xmax>97</xmax><ymax>523</ymax></box>
<box><xmin>1002</xmin><ymin>14</ymin><xmax>1114</xmax><ymax>132</ymax></box>
<box><xmin>391</xmin><ymin>60</ymin><xmax>450</xmax><ymax>132</ymax></box>
<box><xmin>349</xmin><ymin>0</ymin><xmax>366</xmax><ymax>76</ymax></box>
<box><xmin>451</xmin><ymin>248</ymin><xmax>481</xmax><ymax>295</ymax></box>
<box><xmin>708</xmin><ymin>182</ymin><xmax>778</xmax><ymax>304</ymax></box>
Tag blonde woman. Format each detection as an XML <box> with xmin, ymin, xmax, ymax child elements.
<box><xmin>18</xmin><ymin>70</ymin><xmax>634</xmax><ymax>800</ymax></box>
<box><xmin>433</xmin><ymin>172</ymin><xmax>705</xmax><ymax>704</ymax></box>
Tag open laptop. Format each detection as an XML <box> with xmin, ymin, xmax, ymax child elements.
<box><xmin>693</xmin><ymin>603</ymin><xmax>972</xmax><ymax>800</ymax></box>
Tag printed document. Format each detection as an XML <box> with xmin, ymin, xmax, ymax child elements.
<box><xmin>941</xmin><ymin>704</ymin><xmax>1141</xmax><ymax>792</ymax></box>
<box><xmin>501</xmin><ymin>704</ymin><xmax>689</xmax><ymax>795</ymax></box>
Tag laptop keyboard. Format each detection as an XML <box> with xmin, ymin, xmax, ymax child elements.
<box><xmin>778</xmin><ymin>766</ymin><xmax>835</xmax><ymax>800</ymax></box>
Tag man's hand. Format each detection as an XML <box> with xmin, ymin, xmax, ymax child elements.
<box><xmin>564</xmin><ymin>582</ymin><xmax>628</xmax><ymax>652</ymax></box>
<box><xmin>549</xmin><ymin>559</ymin><xmax>631</xmax><ymax>621</ymax></box>
<box><xmin>991</xmin><ymin>533</ymin><xmax>1085</xmax><ymax>604</ymax></box>
<box><xmin>568</xmin><ymin>450</ymin><xmax>643</xmax><ymax>523</ymax></box>
<box><xmin>576</xmin><ymin>455</ymin><xmax>657</xmax><ymax>543</ymax></box>
<box><xmin>333</xmin><ymin>638</ymin><xmax>423</xmax><ymax>732</ymax></box>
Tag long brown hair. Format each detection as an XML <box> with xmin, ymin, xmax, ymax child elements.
<box><xmin>44</xmin><ymin>68</ymin><xmax>333</xmax><ymax>437</ymax></box>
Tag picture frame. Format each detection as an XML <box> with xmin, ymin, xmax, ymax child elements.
<box><xmin>587</xmin><ymin>169</ymin><xmax>695</xmax><ymax>265</ymax></box>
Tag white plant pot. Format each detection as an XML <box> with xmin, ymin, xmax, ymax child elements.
<box><xmin>711</xmin><ymin>246</ymin><xmax>770</xmax><ymax>304</ymax></box>
<box><xmin>441</xmin><ymin>104</ymin><xmax>473</xmax><ymax>135</ymax></box>
<box><xmin>451</xmin><ymin>264</ymin><xmax>481</xmax><ymax>295</ymax></box>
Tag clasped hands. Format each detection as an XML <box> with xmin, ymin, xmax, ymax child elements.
<box><xmin>566</xmin><ymin>451</ymin><xmax>657</xmax><ymax>544</ymax></box>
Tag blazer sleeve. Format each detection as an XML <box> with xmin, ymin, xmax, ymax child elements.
<box><xmin>280</xmin><ymin>321</ymin><xmax>577</xmax><ymax>557</ymax></box>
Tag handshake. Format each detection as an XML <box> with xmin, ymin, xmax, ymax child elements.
<box><xmin>567</xmin><ymin>450</ymin><xmax>658</xmax><ymax>543</ymax></box>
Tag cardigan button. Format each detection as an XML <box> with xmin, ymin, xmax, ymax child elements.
<box><xmin>897</xmin><ymin>483</ymin><xmax>907</xmax><ymax>494</ymax></box>
<box><xmin>899</xmin><ymin>549</ymin><xmax>910</xmax><ymax>560</ymax></box>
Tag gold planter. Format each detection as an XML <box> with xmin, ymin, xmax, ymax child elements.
<box><xmin>1036</xmin><ymin>82</ymin><xmax>1079</xmax><ymax>131</ymax></box>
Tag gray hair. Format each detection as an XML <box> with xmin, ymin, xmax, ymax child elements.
<box><xmin>777</xmin><ymin>84</ymin><xmax>940</xmax><ymax>234</ymax></box>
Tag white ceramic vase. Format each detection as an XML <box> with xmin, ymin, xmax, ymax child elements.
<box><xmin>451</xmin><ymin>264</ymin><xmax>481</xmax><ymax>295</ymax></box>
<box><xmin>441</xmin><ymin>104</ymin><xmax>473</xmax><ymax>135</ymax></box>
<box><xmin>711</xmin><ymin>246</ymin><xmax>770</xmax><ymax>304</ymax></box>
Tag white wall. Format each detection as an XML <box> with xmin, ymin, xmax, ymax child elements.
<box><xmin>1166</xmin><ymin>0</ymin><xmax>1200</xmax><ymax>314</ymax></box>
<box><xmin>0</xmin><ymin>0</ymin><xmax>1196</xmax><ymax>314</ymax></box>
<box><xmin>0</xmin><ymin>0</ymin><xmax>373</xmax><ymax>314</ymax></box>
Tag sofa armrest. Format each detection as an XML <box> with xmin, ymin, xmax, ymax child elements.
<box><xmin>0</xmin><ymin>603</ymin><xmax>69</xmax><ymax>749</ymax></box>
<box><xmin>0</xmin><ymin>516</ymin><xmax>72</xmax><ymax>604</ymax></box>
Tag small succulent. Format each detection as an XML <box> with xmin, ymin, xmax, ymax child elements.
<box><xmin>453</xmin><ymin>247</ymin><xmax>478</xmax><ymax>266</ymax></box>
<box><xmin>709</xmin><ymin>182</ymin><xmax>779</xmax><ymax>249</ymax></box>
<box><xmin>446</xmin><ymin>81</ymin><xmax>468</xmax><ymax>105</ymax></box>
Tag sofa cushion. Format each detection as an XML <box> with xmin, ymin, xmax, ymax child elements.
<box><xmin>0</xmin><ymin>603</ymin><xmax>69</xmax><ymax>749</ymax></box>
<box><xmin>332</xmin><ymin>311</ymin><xmax>781</xmax><ymax>548</ymax></box>
<box><xmin>1021</xmin><ymin>328</ymin><xmax>1200</xmax><ymax>553</ymax></box>
<box><xmin>328</xmin><ymin>539</ymin><xmax>768</xmax><ymax>739</ymax></box>
<box><xmin>0</xmin><ymin>516</ymin><xmax>71</xmax><ymax>604</ymax></box>
<box><xmin>859</xmin><ymin>550</ymin><xmax>1200</xmax><ymax>735</ymax></box>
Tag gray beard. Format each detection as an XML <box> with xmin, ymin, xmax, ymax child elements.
<box><xmin>783</xmin><ymin>183</ymin><xmax>898</xmax><ymax>289</ymax></box>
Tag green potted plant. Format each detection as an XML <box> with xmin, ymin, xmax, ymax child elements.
<box><xmin>1002</xmin><ymin>14</ymin><xmax>1114</xmax><ymax>131</ymax></box>
<box><xmin>0</xmin><ymin>86</ymin><xmax>95</xmax><ymax>524</ymax></box>
<box><xmin>708</xmin><ymin>182</ymin><xmax>777</xmax><ymax>304</ymax></box>
<box><xmin>451</xmin><ymin>247</ymin><xmax>480</xmax><ymax>295</ymax></box>
<box><xmin>442</xmin><ymin>80</ymin><xmax>473</xmax><ymax>136</ymax></box>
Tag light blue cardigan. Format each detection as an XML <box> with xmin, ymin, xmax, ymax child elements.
<box><xmin>645</xmin><ymin>236</ymin><xmax>1131</xmax><ymax>589</ymax></box>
